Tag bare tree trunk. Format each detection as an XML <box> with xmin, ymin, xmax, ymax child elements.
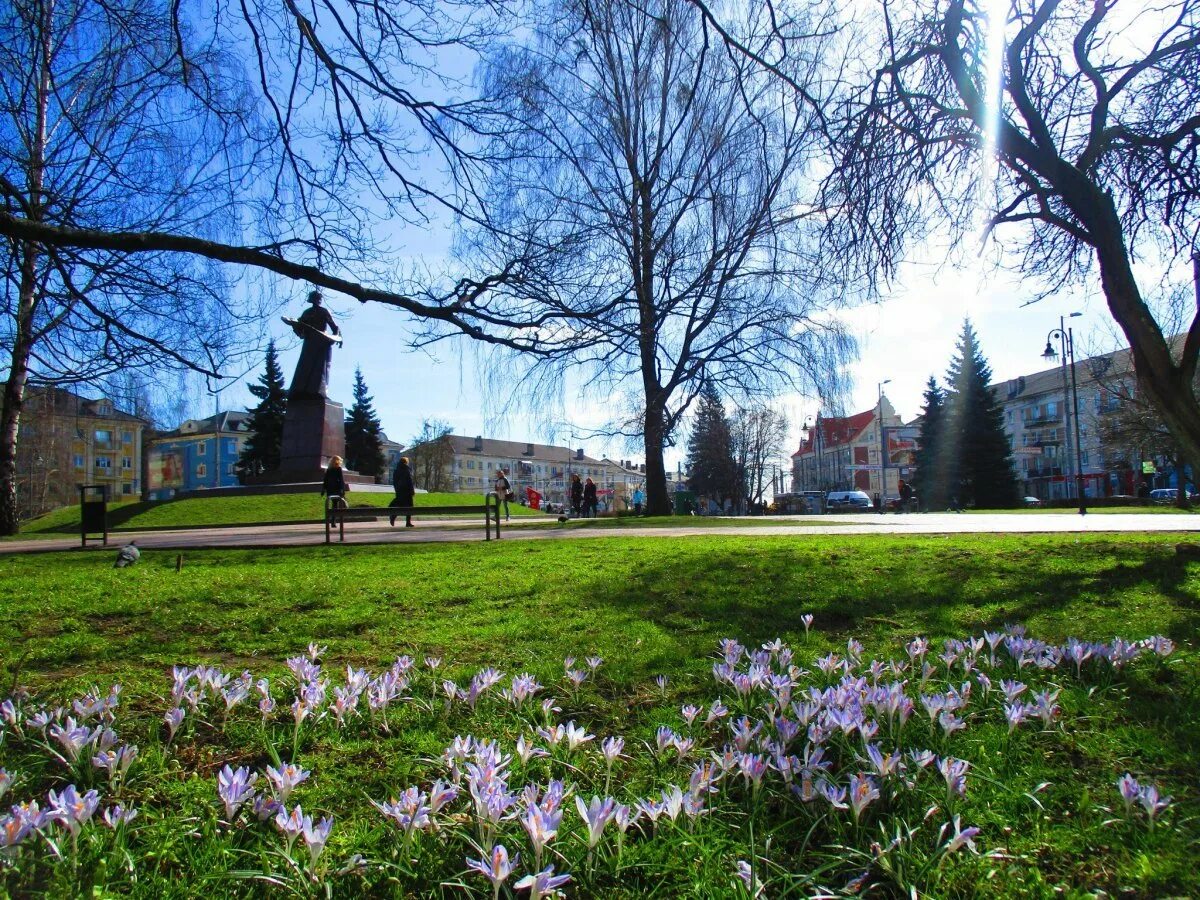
<box><xmin>642</xmin><ymin>394</ymin><xmax>671</xmax><ymax>516</ymax></box>
<box><xmin>0</xmin><ymin>8</ymin><xmax>49</xmax><ymax>536</ymax></box>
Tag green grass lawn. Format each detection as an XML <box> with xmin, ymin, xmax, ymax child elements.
<box><xmin>0</xmin><ymin>533</ymin><xmax>1196</xmax><ymax>896</ymax></box>
<box><xmin>17</xmin><ymin>490</ymin><xmax>544</xmax><ymax>535</ymax></box>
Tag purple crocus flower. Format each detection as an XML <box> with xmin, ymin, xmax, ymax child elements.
<box><xmin>217</xmin><ymin>765</ymin><xmax>258</xmax><ymax>820</ymax></box>
<box><xmin>163</xmin><ymin>707</ymin><xmax>185</xmax><ymax>742</ymax></box>
<box><xmin>47</xmin><ymin>784</ymin><xmax>100</xmax><ymax>837</ymax></box>
<box><xmin>520</xmin><ymin>805</ymin><xmax>561</xmax><ymax>867</ymax></box>
<box><xmin>275</xmin><ymin>804</ymin><xmax>305</xmax><ymax>853</ymax></box>
<box><xmin>302</xmin><ymin>815</ymin><xmax>333</xmax><ymax>866</ymax></box>
<box><xmin>848</xmin><ymin>773</ymin><xmax>879</xmax><ymax>821</ymax></box>
<box><xmin>941</xmin><ymin>815</ymin><xmax>981</xmax><ymax>853</ymax></box>
<box><xmin>514</xmin><ymin>864</ymin><xmax>571</xmax><ymax>900</ymax></box>
<box><xmin>574</xmin><ymin>795</ymin><xmax>616</xmax><ymax>849</ymax></box>
<box><xmin>1116</xmin><ymin>773</ymin><xmax>1140</xmax><ymax>814</ymax></box>
<box><xmin>266</xmin><ymin>763</ymin><xmax>310</xmax><ymax>804</ymax></box>
<box><xmin>466</xmin><ymin>844</ymin><xmax>517</xmax><ymax>898</ymax></box>
<box><xmin>937</xmin><ymin>757</ymin><xmax>970</xmax><ymax>800</ymax></box>
<box><xmin>0</xmin><ymin>812</ymin><xmax>33</xmax><ymax>848</ymax></box>
<box><xmin>102</xmin><ymin>804</ymin><xmax>139</xmax><ymax>828</ymax></box>
<box><xmin>801</xmin><ymin>614</ymin><xmax>814</xmax><ymax>635</ymax></box>
<box><xmin>48</xmin><ymin>717</ymin><xmax>97</xmax><ymax>764</ymax></box>
<box><xmin>1138</xmin><ymin>783</ymin><xmax>1172</xmax><ymax>820</ymax></box>
<box><xmin>600</xmin><ymin>735</ymin><xmax>625</xmax><ymax>766</ymax></box>
<box><xmin>563</xmin><ymin>721</ymin><xmax>594</xmax><ymax>752</ymax></box>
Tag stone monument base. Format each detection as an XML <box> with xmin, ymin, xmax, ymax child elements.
<box><xmin>278</xmin><ymin>396</ymin><xmax>344</xmax><ymax>475</ymax></box>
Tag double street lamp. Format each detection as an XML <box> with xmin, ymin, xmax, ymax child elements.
<box><xmin>877</xmin><ymin>379</ymin><xmax>891</xmax><ymax>506</ymax></box>
<box><xmin>1042</xmin><ymin>313</ymin><xmax>1087</xmax><ymax>515</ymax></box>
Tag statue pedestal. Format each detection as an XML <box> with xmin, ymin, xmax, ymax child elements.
<box><xmin>275</xmin><ymin>396</ymin><xmax>346</xmax><ymax>482</ymax></box>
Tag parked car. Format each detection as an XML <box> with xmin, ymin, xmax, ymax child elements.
<box><xmin>1149</xmin><ymin>488</ymin><xmax>1184</xmax><ymax>504</ymax></box>
<box><xmin>825</xmin><ymin>490</ymin><xmax>872</xmax><ymax>511</ymax></box>
<box><xmin>1023</xmin><ymin>496</ymin><xmax>1042</xmax><ymax>508</ymax></box>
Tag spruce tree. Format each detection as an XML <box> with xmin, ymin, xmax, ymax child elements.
<box><xmin>943</xmin><ymin>320</ymin><xmax>1020</xmax><ymax>508</ymax></box>
<box><xmin>685</xmin><ymin>385</ymin><xmax>739</xmax><ymax>505</ymax></box>
<box><xmin>344</xmin><ymin>367</ymin><xmax>386</xmax><ymax>477</ymax></box>
<box><xmin>912</xmin><ymin>375</ymin><xmax>950</xmax><ymax>510</ymax></box>
<box><xmin>237</xmin><ymin>341</ymin><xmax>287</xmax><ymax>476</ymax></box>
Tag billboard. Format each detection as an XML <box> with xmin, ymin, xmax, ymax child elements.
<box><xmin>883</xmin><ymin>426</ymin><xmax>919</xmax><ymax>468</ymax></box>
<box><xmin>148</xmin><ymin>446</ymin><xmax>184</xmax><ymax>490</ymax></box>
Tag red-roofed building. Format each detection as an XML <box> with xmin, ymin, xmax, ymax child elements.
<box><xmin>791</xmin><ymin>397</ymin><xmax>908</xmax><ymax>497</ymax></box>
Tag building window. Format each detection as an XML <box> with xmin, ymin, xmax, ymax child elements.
<box><xmin>196</xmin><ymin>441</ymin><xmax>207</xmax><ymax>455</ymax></box>
<box><xmin>95</xmin><ymin>429</ymin><xmax>113</xmax><ymax>445</ymax></box>
<box><xmin>196</xmin><ymin>463</ymin><xmax>207</xmax><ymax>478</ymax></box>
<box><xmin>1081</xmin><ymin>451</ymin><xmax>1090</xmax><ymax>466</ymax></box>
<box><xmin>95</xmin><ymin>456</ymin><xmax>112</xmax><ymax>470</ymax></box>
<box><xmin>121</xmin><ymin>430</ymin><xmax>133</xmax><ymax>443</ymax></box>
<box><xmin>122</xmin><ymin>483</ymin><xmax>133</xmax><ymax>495</ymax></box>
<box><xmin>74</xmin><ymin>455</ymin><xmax>84</xmax><ymax>468</ymax></box>
<box><xmin>227</xmin><ymin>463</ymin><xmax>237</xmax><ymax>476</ymax></box>
<box><xmin>121</xmin><ymin>456</ymin><xmax>132</xmax><ymax>470</ymax></box>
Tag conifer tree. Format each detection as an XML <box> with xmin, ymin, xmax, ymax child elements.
<box><xmin>685</xmin><ymin>385</ymin><xmax>739</xmax><ymax>505</ymax></box>
<box><xmin>942</xmin><ymin>321</ymin><xmax>1020</xmax><ymax>508</ymax></box>
<box><xmin>912</xmin><ymin>376</ymin><xmax>950</xmax><ymax>510</ymax></box>
<box><xmin>344</xmin><ymin>368</ymin><xmax>386</xmax><ymax>477</ymax></box>
<box><xmin>237</xmin><ymin>341</ymin><xmax>287</xmax><ymax>476</ymax></box>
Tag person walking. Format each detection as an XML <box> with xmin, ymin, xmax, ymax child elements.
<box><xmin>583</xmin><ymin>477</ymin><xmax>598</xmax><ymax>518</ymax></box>
<box><xmin>494</xmin><ymin>468</ymin><xmax>513</xmax><ymax>521</ymax></box>
<box><xmin>898</xmin><ymin>479</ymin><xmax>914</xmax><ymax>513</ymax></box>
<box><xmin>632</xmin><ymin>485</ymin><xmax>645</xmax><ymax>516</ymax></box>
<box><xmin>322</xmin><ymin>455</ymin><xmax>348</xmax><ymax>526</ymax></box>
<box><xmin>390</xmin><ymin>456</ymin><xmax>415</xmax><ymax>527</ymax></box>
<box><xmin>570</xmin><ymin>473</ymin><xmax>584</xmax><ymax>518</ymax></box>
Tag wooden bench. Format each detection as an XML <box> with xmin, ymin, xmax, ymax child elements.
<box><xmin>324</xmin><ymin>492</ymin><xmax>502</xmax><ymax>543</ymax></box>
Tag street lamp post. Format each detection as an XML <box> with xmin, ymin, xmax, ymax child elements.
<box><xmin>877</xmin><ymin>379</ymin><xmax>891</xmax><ymax>509</ymax></box>
<box><xmin>1042</xmin><ymin>314</ymin><xmax>1086</xmax><ymax>515</ymax></box>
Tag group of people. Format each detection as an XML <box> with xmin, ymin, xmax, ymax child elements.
<box><xmin>323</xmin><ymin>456</ymin><xmax>640</xmax><ymax>525</ymax></box>
<box><xmin>320</xmin><ymin>454</ymin><xmax>417</xmax><ymax>527</ymax></box>
<box><xmin>569</xmin><ymin>473</ymin><xmax>599</xmax><ymax>518</ymax></box>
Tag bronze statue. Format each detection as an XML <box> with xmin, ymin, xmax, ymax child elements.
<box><xmin>283</xmin><ymin>290</ymin><xmax>341</xmax><ymax>400</ymax></box>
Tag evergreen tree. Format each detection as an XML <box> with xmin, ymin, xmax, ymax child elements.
<box><xmin>685</xmin><ymin>385</ymin><xmax>739</xmax><ymax>504</ymax></box>
<box><xmin>237</xmin><ymin>341</ymin><xmax>287</xmax><ymax>476</ymax></box>
<box><xmin>943</xmin><ymin>320</ymin><xmax>1020</xmax><ymax>508</ymax></box>
<box><xmin>912</xmin><ymin>375</ymin><xmax>951</xmax><ymax>510</ymax></box>
<box><xmin>344</xmin><ymin>368</ymin><xmax>386</xmax><ymax>477</ymax></box>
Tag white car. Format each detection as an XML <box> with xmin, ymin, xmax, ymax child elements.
<box><xmin>1149</xmin><ymin>488</ymin><xmax>1181</xmax><ymax>504</ymax></box>
<box><xmin>1023</xmin><ymin>496</ymin><xmax>1042</xmax><ymax>508</ymax></box>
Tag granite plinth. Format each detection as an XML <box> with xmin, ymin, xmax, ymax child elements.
<box><xmin>279</xmin><ymin>396</ymin><xmax>345</xmax><ymax>473</ymax></box>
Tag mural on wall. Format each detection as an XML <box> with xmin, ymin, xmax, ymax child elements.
<box><xmin>148</xmin><ymin>448</ymin><xmax>184</xmax><ymax>490</ymax></box>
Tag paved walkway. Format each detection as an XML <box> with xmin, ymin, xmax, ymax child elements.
<box><xmin>3</xmin><ymin>512</ymin><xmax>1197</xmax><ymax>554</ymax></box>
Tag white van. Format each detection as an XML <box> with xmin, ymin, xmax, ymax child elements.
<box><xmin>825</xmin><ymin>490</ymin><xmax>872</xmax><ymax>511</ymax></box>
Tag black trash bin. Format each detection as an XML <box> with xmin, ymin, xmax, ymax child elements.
<box><xmin>79</xmin><ymin>485</ymin><xmax>108</xmax><ymax>547</ymax></box>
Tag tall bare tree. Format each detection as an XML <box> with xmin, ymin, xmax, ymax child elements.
<box><xmin>460</xmin><ymin>0</ymin><xmax>854</xmax><ymax>514</ymax></box>
<box><xmin>0</xmin><ymin>0</ymin><xmax>267</xmax><ymax>532</ymax></box>
<box><xmin>816</xmin><ymin>0</ymin><xmax>1200</xmax><ymax>481</ymax></box>
<box><xmin>732</xmin><ymin>404</ymin><xmax>789</xmax><ymax>510</ymax></box>
<box><xmin>408</xmin><ymin>419</ymin><xmax>455</xmax><ymax>492</ymax></box>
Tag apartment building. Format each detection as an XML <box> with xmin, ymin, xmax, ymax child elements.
<box><xmin>16</xmin><ymin>387</ymin><xmax>149</xmax><ymax>518</ymax></box>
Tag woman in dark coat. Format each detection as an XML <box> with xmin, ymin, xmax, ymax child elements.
<box><xmin>390</xmin><ymin>456</ymin><xmax>415</xmax><ymax>527</ymax></box>
<box><xmin>583</xmin><ymin>477</ymin><xmax>598</xmax><ymax>518</ymax></box>
<box><xmin>322</xmin><ymin>455</ymin><xmax>348</xmax><ymax>525</ymax></box>
<box><xmin>570</xmin><ymin>473</ymin><xmax>584</xmax><ymax>518</ymax></box>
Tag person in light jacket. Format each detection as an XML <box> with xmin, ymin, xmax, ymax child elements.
<box><xmin>322</xmin><ymin>455</ymin><xmax>348</xmax><ymax>525</ymax></box>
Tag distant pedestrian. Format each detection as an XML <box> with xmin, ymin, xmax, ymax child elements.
<box><xmin>949</xmin><ymin>494</ymin><xmax>962</xmax><ymax>513</ymax></box>
<box><xmin>899</xmin><ymin>479</ymin><xmax>914</xmax><ymax>513</ymax></box>
<box><xmin>390</xmin><ymin>456</ymin><xmax>415</xmax><ymax>527</ymax></box>
<box><xmin>494</xmin><ymin>468</ymin><xmax>513</xmax><ymax>521</ymax></box>
<box><xmin>583</xmin><ymin>477</ymin><xmax>598</xmax><ymax>518</ymax></box>
<box><xmin>322</xmin><ymin>455</ymin><xmax>348</xmax><ymax>525</ymax></box>
<box><xmin>570</xmin><ymin>473</ymin><xmax>584</xmax><ymax>518</ymax></box>
<box><xmin>632</xmin><ymin>486</ymin><xmax>645</xmax><ymax>516</ymax></box>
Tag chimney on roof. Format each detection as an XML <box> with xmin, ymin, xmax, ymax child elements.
<box><xmin>524</xmin><ymin>442</ymin><xmax>534</xmax><ymax>456</ymax></box>
<box><xmin>575</xmin><ymin>448</ymin><xmax>584</xmax><ymax>460</ymax></box>
<box><xmin>473</xmin><ymin>435</ymin><xmax>483</xmax><ymax>451</ymax></box>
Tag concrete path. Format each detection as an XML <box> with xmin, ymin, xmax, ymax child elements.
<box><xmin>3</xmin><ymin>511</ymin><xmax>1197</xmax><ymax>555</ymax></box>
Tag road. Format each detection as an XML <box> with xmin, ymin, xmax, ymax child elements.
<box><xmin>3</xmin><ymin>511</ymin><xmax>1197</xmax><ymax>555</ymax></box>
